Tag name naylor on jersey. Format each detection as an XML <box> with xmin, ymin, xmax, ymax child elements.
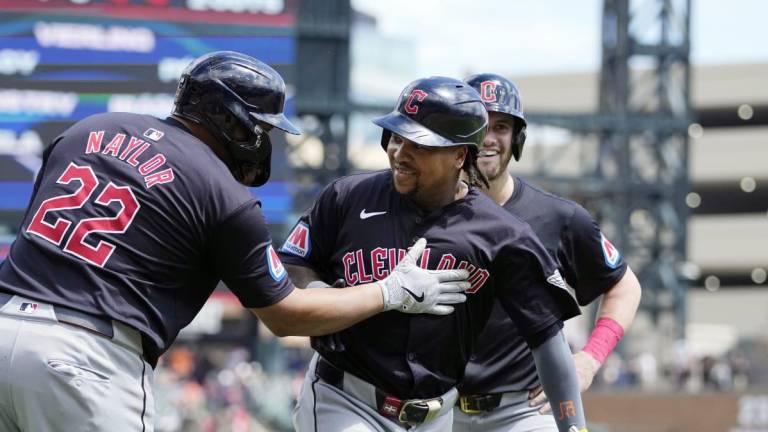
<box><xmin>342</xmin><ymin>248</ymin><xmax>490</xmax><ymax>294</ymax></box>
<box><xmin>84</xmin><ymin>130</ymin><xmax>175</xmax><ymax>189</ymax></box>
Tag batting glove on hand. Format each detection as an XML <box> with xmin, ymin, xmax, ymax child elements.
<box><xmin>378</xmin><ymin>238</ymin><xmax>470</xmax><ymax>315</ymax></box>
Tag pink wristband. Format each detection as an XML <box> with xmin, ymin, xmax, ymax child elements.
<box><xmin>582</xmin><ymin>317</ymin><xmax>624</xmax><ymax>364</ymax></box>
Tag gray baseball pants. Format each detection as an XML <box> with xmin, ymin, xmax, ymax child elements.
<box><xmin>0</xmin><ymin>294</ymin><xmax>154</xmax><ymax>432</ymax></box>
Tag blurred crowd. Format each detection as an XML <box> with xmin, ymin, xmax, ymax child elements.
<box><xmin>593</xmin><ymin>345</ymin><xmax>757</xmax><ymax>393</ymax></box>
<box><xmin>153</xmin><ymin>344</ymin><xmax>307</xmax><ymax>432</ymax></box>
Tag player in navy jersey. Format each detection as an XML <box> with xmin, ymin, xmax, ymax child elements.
<box><xmin>451</xmin><ymin>73</ymin><xmax>643</xmax><ymax>431</ymax></box>
<box><xmin>280</xmin><ymin>76</ymin><xmax>589</xmax><ymax>432</ymax></box>
<box><xmin>0</xmin><ymin>52</ymin><xmax>470</xmax><ymax>432</ymax></box>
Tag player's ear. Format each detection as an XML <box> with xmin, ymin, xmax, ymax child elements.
<box><xmin>453</xmin><ymin>145</ymin><xmax>468</xmax><ymax>169</ymax></box>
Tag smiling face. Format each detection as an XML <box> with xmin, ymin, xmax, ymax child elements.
<box><xmin>477</xmin><ymin>111</ymin><xmax>516</xmax><ymax>181</ymax></box>
<box><xmin>386</xmin><ymin>133</ymin><xmax>467</xmax><ymax>208</ymax></box>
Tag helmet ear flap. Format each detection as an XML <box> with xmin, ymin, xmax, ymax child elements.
<box><xmin>380</xmin><ymin>129</ymin><xmax>392</xmax><ymax>151</ymax></box>
<box><xmin>511</xmin><ymin>124</ymin><xmax>526</xmax><ymax>161</ymax></box>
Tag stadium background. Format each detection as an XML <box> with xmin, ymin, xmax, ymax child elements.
<box><xmin>0</xmin><ymin>1</ymin><xmax>766</xmax><ymax>431</ymax></box>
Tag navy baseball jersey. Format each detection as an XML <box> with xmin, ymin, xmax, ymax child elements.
<box><xmin>0</xmin><ymin>112</ymin><xmax>294</xmax><ymax>363</ymax></box>
<box><xmin>278</xmin><ymin>171</ymin><xmax>579</xmax><ymax>399</ymax></box>
<box><xmin>458</xmin><ymin>177</ymin><xmax>628</xmax><ymax>395</ymax></box>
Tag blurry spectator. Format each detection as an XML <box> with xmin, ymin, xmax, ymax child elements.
<box><xmin>729</xmin><ymin>349</ymin><xmax>751</xmax><ymax>391</ymax></box>
<box><xmin>633</xmin><ymin>351</ymin><xmax>659</xmax><ymax>389</ymax></box>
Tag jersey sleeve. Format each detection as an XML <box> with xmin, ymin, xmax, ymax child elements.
<box><xmin>560</xmin><ymin>205</ymin><xmax>628</xmax><ymax>305</ymax></box>
<box><xmin>494</xmin><ymin>231</ymin><xmax>581</xmax><ymax>346</ymax></box>
<box><xmin>278</xmin><ymin>181</ymin><xmax>341</xmax><ymax>282</ymax></box>
<box><xmin>209</xmin><ymin>200</ymin><xmax>295</xmax><ymax>308</ymax></box>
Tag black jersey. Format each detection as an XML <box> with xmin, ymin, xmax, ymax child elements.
<box><xmin>458</xmin><ymin>177</ymin><xmax>628</xmax><ymax>394</ymax></box>
<box><xmin>278</xmin><ymin>171</ymin><xmax>579</xmax><ymax>398</ymax></box>
<box><xmin>0</xmin><ymin>112</ymin><xmax>294</xmax><ymax>361</ymax></box>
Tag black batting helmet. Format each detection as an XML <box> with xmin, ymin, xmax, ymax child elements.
<box><xmin>465</xmin><ymin>73</ymin><xmax>527</xmax><ymax>161</ymax></box>
<box><xmin>372</xmin><ymin>76</ymin><xmax>488</xmax><ymax>153</ymax></box>
<box><xmin>173</xmin><ymin>51</ymin><xmax>300</xmax><ymax>186</ymax></box>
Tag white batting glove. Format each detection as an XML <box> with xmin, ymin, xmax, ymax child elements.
<box><xmin>378</xmin><ymin>238</ymin><xmax>470</xmax><ymax>315</ymax></box>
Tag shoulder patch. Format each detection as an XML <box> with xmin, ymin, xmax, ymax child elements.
<box><xmin>281</xmin><ymin>222</ymin><xmax>311</xmax><ymax>257</ymax></box>
<box><xmin>143</xmin><ymin>128</ymin><xmax>164</xmax><ymax>141</ymax></box>
<box><xmin>600</xmin><ymin>233</ymin><xmax>622</xmax><ymax>269</ymax></box>
<box><xmin>267</xmin><ymin>245</ymin><xmax>287</xmax><ymax>281</ymax></box>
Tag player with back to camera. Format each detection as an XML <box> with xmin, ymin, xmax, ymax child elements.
<box><xmin>279</xmin><ymin>76</ymin><xmax>589</xmax><ymax>432</ymax></box>
<box><xmin>451</xmin><ymin>73</ymin><xmax>642</xmax><ymax>432</ymax></box>
<box><xmin>0</xmin><ymin>51</ymin><xmax>470</xmax><ymax>432</ymax></box>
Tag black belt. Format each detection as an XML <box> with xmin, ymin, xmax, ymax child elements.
<box><xmin>0</xmin><ymin>291</ymin><xmax>160</xmax><ymax>367</ymax></box>
<box><xmin>456</xmin><ymin>393</ymin><xmax>503</xmax><ymax>414</ymax></box>
<box><xmin>315</xmin><ymin>357</ymin><xmax>444</xmax><ymax>425</ymax></box>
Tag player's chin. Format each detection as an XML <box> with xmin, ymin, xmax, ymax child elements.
<box><xmin>393</xmin><ymin>179</ymin><xmax>416</xmax><ymax>195</ymax></box>
<box><xmin>477</xmin><ymin>160</ymin><xmax>499</xmax><ymax>179</ymax></box>
<box><xmin>393</xmin><ymin>176</ymin><xmax>417</xmax><ymax>194</ymax></box>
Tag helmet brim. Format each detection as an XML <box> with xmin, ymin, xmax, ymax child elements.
<box><xmin>484</xmin><ymin>103</ymin><xmax>526</xmax><ymax>127</ymax></box>
<box><xmin>250</xmin><ymin>111</ymin><xmax>301</xmax><ymax>135</ymax></box>
<box><xmin>372</xmin><ymin>111</ymin><xmax>462</xmax><ymax>149</ymax></box>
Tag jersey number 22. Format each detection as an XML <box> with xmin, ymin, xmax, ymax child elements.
<box><xmin>26</xmin><ymin>162</ymin><xmax>141</xmax><ymax>267</ymax></box>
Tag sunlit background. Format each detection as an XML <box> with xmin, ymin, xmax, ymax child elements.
<box><xmin>0</xmin><ymin>1</ymin><xmax>766</xmax><ymax>431</ymax></box>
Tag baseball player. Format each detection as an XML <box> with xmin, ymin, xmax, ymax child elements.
<box><xmin>452</xmin><ymin>73</ymin><xmax>643</xmax><ymax>431</ymax></box>
<box><xmin>0</xmin><ymin>52</ymin><xmax>469</xmax><ymax>432</ymax></box>
<box><xmin>279</xmin><ymin>76</ymin><xmax>589</xmax><ymax>432</ymax></box>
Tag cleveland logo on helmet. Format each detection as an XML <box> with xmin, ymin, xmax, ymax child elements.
<box><xmin>480</xmin><ymin>81</ymin><xmax>497</xmax><ymax>102</ymax></box>
<box><xmin>404</xmin><ymin>89</ymin><xmax>427</xmax><ymax>114</ymax></box>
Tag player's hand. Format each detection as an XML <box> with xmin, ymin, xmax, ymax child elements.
<box><xmin>378</xmin><ymin>238</ymin><xmax>470</xmax><ymax>315</ymax></box>
<box><xmin>528</xmin><ymin>350</ymin><xmax>601</xmax><ymax>414</ymax></box>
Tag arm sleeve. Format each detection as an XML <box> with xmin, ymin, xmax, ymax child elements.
<box><xmin>560</xmin><ymin>205</ymin><xmax>628</xmax><ymax>305</ymax></box>
<box><xmin>531</xmin><ymin>329</ymin><xmax>588</xmax><ymax>431</ymax></box>
<box><xmin>210</xmin><ymin>200</ymin><xmax>295</xmax><ymax>308</ymax></box>
<box><xmin>495</xmin><ymin>231</ymin><xmax>581</xmax><ymax>346</ymax></box>
<box><xmin>278</xmin><ymin>181</ymin><xmax>342</xmax><ymax>282</ymax></box>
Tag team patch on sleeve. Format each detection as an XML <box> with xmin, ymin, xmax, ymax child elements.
<box><xmin>267</xmin><ymin>245</ymin><xmax>287</xmax><ymax>281</ymax></box>
<box><xmin>600</xmin><ymin>233</ymin><xmax>622</xmax><ymax>269</ymax></box>
<box><xmin>280</xmin><ymin>222</ymin><xmax>311</xmax><ymax>257</ymax></box>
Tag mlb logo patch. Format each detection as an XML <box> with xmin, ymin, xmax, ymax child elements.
<box><xmin>280</xmin><ymin>222</ymin><xmax>311</xmax><ymax>257</ymax></box>
<box><xmin>267</xmin><ymin>245</ymin><xmax>287</xmax><ymax>281</ymax></box>
<box><xmin>143</xmin><ymin>128</ymin><xmax>164</xmax><ymax>141</ymax></box>
<box><xmin>19</xmin><ymin>302</ymin><xmax>38</xmax><ymax>314</ymax></box>
<box><xmin>600</xmin><ymin>233</ymin><xmax>622</xmax><ymax>269</ymax></box>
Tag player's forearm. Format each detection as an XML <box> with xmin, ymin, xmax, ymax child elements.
<box><xmin>532</xmin><ymin>330</ymin><xmax>588</xmax><ymax>432</ymax></box>
<box><xmin>579</xmin><ymin>267</ymin><xmax>641</xmax><ymax>370</ymax></box>
<box><xmin>595</xmin><ymin>267</ymin><xmax>641</xmax><ymax>329</ymax></box>
<box><xmin>250</xmin><ymin>282</ymin><xmax>383</xmax><ymax>337</ymax></box>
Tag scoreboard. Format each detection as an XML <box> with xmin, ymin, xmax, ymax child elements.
<box><xmin>0</xmin><ymin>0</ymin><xmax>299</xmax><ymax>254</ymax></box>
